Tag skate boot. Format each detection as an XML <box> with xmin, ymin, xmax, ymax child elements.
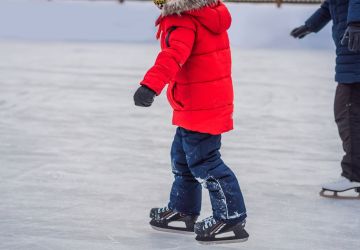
<box><xmin>194</xmin><ymin>216</ymin><xmax>249</xmax><ymax>245</ymax></box>
<box><xmin>320</xmin><ymin>176</ymin><xmax>360</xmax><ymax>199</ymax></box>
<box><xmin>149</xmin><ymin>207</ymin><xmax>197</xmax><ymax>234</ymax></box>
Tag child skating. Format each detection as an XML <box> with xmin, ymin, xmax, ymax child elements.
<box><xmin>133</xmin><ymin>0</ymin><xmax>248</xmax><ymax>244</ymax></box>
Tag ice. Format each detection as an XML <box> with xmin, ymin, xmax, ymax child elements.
<box><xmin>0</xmin><ymin>1</ymin><xmax>359</xmax><ymax>250</ymax></box>
<box><xmin>1</xmin><ymin>40</ymin><xmax>359</xmax><ymax>250</ymax></box>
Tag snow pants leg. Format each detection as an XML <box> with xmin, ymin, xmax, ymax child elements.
<box><xmin>168</xmin><ymin>128</ymin><xmax>202</xmax><ymax>216</ymax></box>
<box><xmin>168</xmin><ymin>127</ymin><xmax>247</xmax><ymax>223</ymax></box>
<box><xmin>334</xmin><ymin>83</ymin><xmax>360</xmax><ymax>182</ymax></box>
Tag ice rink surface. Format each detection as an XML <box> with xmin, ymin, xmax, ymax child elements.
<box><xmin>0</xmin><ymin>41</ymin><xmax>359</xmax><ymax>250</ymax></box>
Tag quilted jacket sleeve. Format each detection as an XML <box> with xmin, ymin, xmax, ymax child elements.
<box><xmin>140</xmin><ymin>17</ymin><xmax>196</xmax><ymax>95</ymax></box>
<box><xmin>305</xmin><ymin>0</ymin><xmax>331</xmax><ymax>33</ymax></box>
<box><xmin>348</xmin><ymin>0</ymin><xmax>360</xmax><ymax>24</ymax></box>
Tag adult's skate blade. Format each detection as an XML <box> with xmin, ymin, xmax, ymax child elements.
<box><xmin>319</xmin><ymin>189</ymin><xmax>360</xmax><ymax>200</ymax></box>
<box><xmin>150</xmin><ymin>225</ymin><xmax>194</xmax><ymax>235</ymax></box>
<box><xmin>196</xmin><ymin>237</ymin><xmax>248</xmax><ymax>245</ymax></box>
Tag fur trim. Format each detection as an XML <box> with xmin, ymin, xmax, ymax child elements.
<box><xmin>162</xmin><ymin>0</ymin><xmax>219</xmax><ymax>16</ymax></box>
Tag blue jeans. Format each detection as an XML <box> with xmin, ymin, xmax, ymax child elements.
<box><xmin>168</xmin><ymin>127</ymin><xmax>247</xmax><ymax>223</ymax></box>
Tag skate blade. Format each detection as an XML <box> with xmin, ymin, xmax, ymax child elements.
<box><xmin>319</xmin><ymin>189</ymin><xmax>360</xmax><ymax>200</ymax></box>
<box><xmin>150</xmin><ymin>225</ymin><xmax>194</xmax><ymax>235</ymax></box>
<box><xmin>196</xmin><ymin>237</ymin><xmax>249</xmax><ymax>245</ymax></box>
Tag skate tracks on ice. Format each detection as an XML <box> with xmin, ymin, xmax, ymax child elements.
<box><xmin>0</xmin><ymin>41</ymin><xmax>359</xmax><ymax>250</ymax></box>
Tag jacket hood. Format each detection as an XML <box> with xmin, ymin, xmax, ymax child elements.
<box><xmin>161</xmin><ymin>0</ymin><xmax>231</xmax><ymax>34</ymax></box>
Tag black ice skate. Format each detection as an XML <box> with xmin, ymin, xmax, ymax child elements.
<box><xmin>194</xmin><ymin>216</ymin><xmax>249</xmax><ymax>245</ymax></box>
<box><xmin>149</xmin><ymin>207</ymin><xmax>197</xmax><ymax>234</ymax></box>
<box><xmin>320</xmin><ymin>177</ymin><xmax>360</xmax><ymax>199</ymax></box>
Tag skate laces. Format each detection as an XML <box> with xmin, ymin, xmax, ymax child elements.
<box><xmin>203</xmin><ymin>216</ymin><xmax>217</xmax><ymax>229</ymax></box>
<box><xmin>158</xmin><ymin>207</ymin><xmax>170</xmax><ymax>213</ymax></box>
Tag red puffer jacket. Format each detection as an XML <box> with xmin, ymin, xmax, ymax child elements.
<box><xmin>141</xmin><ymin>1</ymin><xmax>233</xmax><ymax>135</ymax></box>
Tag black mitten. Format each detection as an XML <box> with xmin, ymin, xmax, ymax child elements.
<box><xmin>341</xmin><ymin>23</ymin><xmax>360</xmax><ymax>52</ymax></box>
<box><xmin>134</xmin><ymin>85</ymin><xmax>156</xmax><ymax>107</ymax></box>
<box><xmin>290</xmin><ymin>25</ymin><xmax>312</xmax><ymax>39</ymax></box>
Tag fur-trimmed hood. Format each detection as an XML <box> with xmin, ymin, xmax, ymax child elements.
<box><xmin>161</xmin><ymin>0</ymin><xmax>219</xmax><ymax>16</ymax></box>
<box><xmin>157</xmin><ymin>0</ymin><xmax>231</xmax><ymax>34</ymax></box>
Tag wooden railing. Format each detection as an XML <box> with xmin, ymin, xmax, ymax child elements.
<box><xmin>226</xmin><ymin>0</ymin><xmax>323</xmax><ymax>7</ymax></box>
<box><xmin>227</xmin><ymin>0</ymin><xmax>322</xmax><ymax>3</ymax></box>
<box><xmin>124</xmin><ymin>0</ymin><xmax>324</xmax><ymax>5</ymax></box>
<box><xmin>49</xmin><ymin>0</ymin><xmax>324</xmax><ymax>6</ymax></box>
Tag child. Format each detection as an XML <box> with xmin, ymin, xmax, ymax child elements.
<box><xmin>133</xmin><ymin>0</ymin><xmax>248</xmax><ymax>244</ymax></box>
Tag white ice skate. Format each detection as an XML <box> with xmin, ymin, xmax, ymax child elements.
<box><xmin>320</xmin><ymin>176</ymin><xmax>360</xmax><ymax>199</ymax></box>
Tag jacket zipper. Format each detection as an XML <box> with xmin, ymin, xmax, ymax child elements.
<box><xmin>165</xmin><ymin>26</ymin><xmax>177</xmax><ymax>47</ymax></box>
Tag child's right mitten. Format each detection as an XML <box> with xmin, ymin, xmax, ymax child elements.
<box><xmin>133</xmin><ymin>85</ymin><xmax>156</xmax><ymax>107</ymax></box>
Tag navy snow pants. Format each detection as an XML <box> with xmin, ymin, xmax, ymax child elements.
<box><xmin>168</xmin><ymin>127</ymin><xmax>247</xmax><ymax>223</ymax></box>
